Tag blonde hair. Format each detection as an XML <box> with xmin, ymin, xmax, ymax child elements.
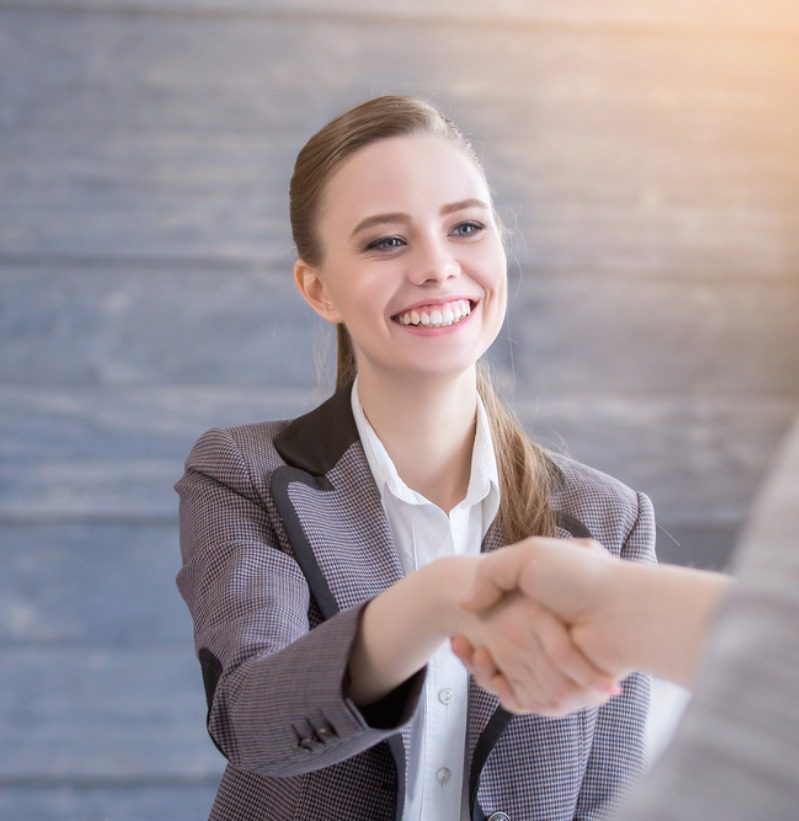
<box><xmin>289</xmin><ymin>96</ymin><xmax>557</xmax><ymax>541</ymax></box>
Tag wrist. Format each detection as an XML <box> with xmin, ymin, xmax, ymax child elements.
<box><xmin>348</xmin><ymin>555</ymin><xmax>479</xmax><ymax>705</ymax></box>
<box><xmin>423</xmin><ymin>554</ymin><xmax>482</xmax><ymax>637</ymax></box>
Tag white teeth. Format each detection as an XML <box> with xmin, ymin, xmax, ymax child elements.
<box><xmin>396</xmin><ymin>300</ymin><xmax>473</xmax><ymax>328</ymax></box>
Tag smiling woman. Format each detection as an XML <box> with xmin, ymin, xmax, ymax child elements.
<box><xmin>290</xmin><ymin>99</ymin><xmax>552</xmax><ymax>542</ymax></box>
<box><xmin>294</xmin><ymin>134</ymin><xmax>507</xmax><ymax>394</ymax></box>
<box><xmin>175</xmin><ymin>96</ymin><xmax>656</xmax><ymax>821</ymax></box>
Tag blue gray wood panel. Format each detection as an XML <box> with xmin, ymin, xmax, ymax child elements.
<box><xmin>8</xmin><ymin>0</ymin><xmax>799</xmax><ymax>33</ymax></box>
<box><xmin>1</xmin><ymin>648</ymin><xmax>219</xmax><ymax>780</ymax></box>
<box><xmin>2</xmin><ymin>1</ymin><xmax>798</xmax><ymax>817</ymax></box>
<box><xmin>0</xmin><ymin>525</ymin><xmax>196</xmax><ymax>645</ymax></box>
<box><xmin>1</xmin><ymin>8</ymin><xmax>798</xmax><ymax>275</ymax></box>
<box><xmin>0</xmin><ymin>784</ymin><xmax>218</xmax><ymax>821</ymax></box>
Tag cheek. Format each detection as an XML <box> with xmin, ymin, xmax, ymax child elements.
<box><xmin>483</xmin><ymin>248</ymin><xmax>508</xmax><ymax>322</ymax></box>
<box><xmin>327</xmin><ymin>274</ymin><xmax>388</xmax><ymax>327</ymax></box>
<box><xmin>478</xmin><ymin>244</ymin><xmax>508</xmax><ymax>298</ymax></box>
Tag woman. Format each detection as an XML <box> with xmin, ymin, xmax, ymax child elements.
<box><xmin>175</xmin><ymin>95</ymin><xmax>655</xmax><ymax>821</ymax></box>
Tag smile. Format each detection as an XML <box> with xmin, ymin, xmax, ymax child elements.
<box><xmin>394</xmin><ymin>299</ymin><xmax>473</xmax><ymax>329</ymax></box>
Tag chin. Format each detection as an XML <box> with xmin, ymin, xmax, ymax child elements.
<box><xmin>397</xmin><ymin>358</ymin><xmax>480</xmax><ymax>382</ymax></box>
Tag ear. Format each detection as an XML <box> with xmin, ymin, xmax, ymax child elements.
<box><xmin>293</xmin><ymin>259</ymin><xmax>342</xmax><ymax>324</ymax></box>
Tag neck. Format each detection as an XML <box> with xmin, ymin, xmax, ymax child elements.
<box><xmin>356</xmin><ymin>368</ymin><xmax>479</xmax><ymax>512</ymax></box>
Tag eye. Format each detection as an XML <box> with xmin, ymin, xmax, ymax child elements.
<box><xmin>364</xmin><ymin>235</ymin><xmax>406</xmax><ymax>252</ymax></box>
<box><xmin>450</xmin><ymin>220</ymin><xmax>484</xmax><ymax>238</ymax></box>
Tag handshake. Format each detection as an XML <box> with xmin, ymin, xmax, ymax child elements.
<box><xmin>348</xmin><ymin>537</ymin><xmax>730</xmax><ymax>714</ymax></box>
<box><xmin>447</xmin><ymin>538</ymin><xmax>731</xmax><ymax>716</ymax></box>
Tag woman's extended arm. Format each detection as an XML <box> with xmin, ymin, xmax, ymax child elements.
<box><xmin>347</xmin><ymin>556</ymin><xmax>467</xmax><ymax>705</ymax></box>
<box><xmin>456</xmin><ymin>538</ymin><xmax>733</xmax><ymax>687</ymax></box>
<box><xmin>348</xmin><ymin>553</ymin><xmax>618</xmax><ymax>714</ymax></box>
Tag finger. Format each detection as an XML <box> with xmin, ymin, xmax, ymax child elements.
<box><xmin>489</xmin><ymin>672</ymin><xmax>526</xmax><ymax>714</ymax></box>
<box><xmin>532</xmin><ymin>606</ymin><xmax>620</xmax><ymax>696</ymax></box>
<box><xmin>450</xmin><ymin>635</ymin><xmax>477</xmax><ymax>673</ymax></box>
<box><xmin>471</xmin><ymin>645</ymin><xmax>500</xmax><ymax>680</ymax></box>
<box><xmin>450</xmin><ymin>634</ymin><xmax>475</xmax><ymax>661</ymax></box>
<box><xmin>460</xmin><ymin>593</ymin><xmax>582</xmax><ymax>713</ymax></box>
<box><xmin>470</xmin><ymin>622</ymin><xmax>580</xmax><ymax>714</ymax></box>
<box><xmin>490</xmin><ymin>604</ymin><xmax>613</xmax><ymax>714</ymax></box>
<box><xmin>468</xmin><ymin>647</ymin><xmax>502</xmax><ymax>693</ymax></box>
<box><xmin>512</xmin><ymin>647</ymin><xmax>609</xmax><ymax>716</ymax></box>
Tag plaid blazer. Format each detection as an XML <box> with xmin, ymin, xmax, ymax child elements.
<box><xmin>175</xmin><ymin>385</ymin><xmax>656</xmax><ymax>821</ymax></box>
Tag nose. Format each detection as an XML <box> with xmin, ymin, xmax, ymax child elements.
<box><xmin>408</xmin><ymin>237</ymin><xmax>460</xmax><ymax>286</ymax></box>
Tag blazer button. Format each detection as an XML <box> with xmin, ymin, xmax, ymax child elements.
<box><xmin>487</xmin><ymin>813</ymin><xmax>511</xmax><ymax>821</ymax></box>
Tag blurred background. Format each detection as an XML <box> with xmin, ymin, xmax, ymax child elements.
<box><xmin>2</xmin><ymin>1</ymin><xmax>798</xmax><ymax>818</ymax></box>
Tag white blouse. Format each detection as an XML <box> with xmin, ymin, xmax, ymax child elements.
<box><xmin>351</xmin><ymin>378</ymin><xmax>500</xmax><ymax>821</ymax></box>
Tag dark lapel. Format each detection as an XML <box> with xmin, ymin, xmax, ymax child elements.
<box><xmin>271</xmin><ymin>383</ymin><xmax>405</xmax><ymax>615</ymax></box>
<box><xmin>272</xmin><ymin>383</ymin><xmax>361</xmax><ymax>479</ymax></box>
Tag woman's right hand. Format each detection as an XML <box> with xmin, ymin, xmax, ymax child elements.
<box><xmin>347</xmin><ymin>549</ymin><xmax>618</xmax><ymax>714</ymax></box>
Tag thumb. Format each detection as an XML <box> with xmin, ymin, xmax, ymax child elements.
<box><xmin>517</xmin><ymin>538</ymin><xmax>611</xmax><ymax>622</ymax></box>
<box><xmin>459</xmin><ymin>545</ymin><xmax>527</xmax><ymax>611</ymax></box>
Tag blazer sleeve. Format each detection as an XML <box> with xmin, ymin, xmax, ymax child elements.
<box><xmin>574</xmin><ymin>491</ymin><xmax>656</xmax><ymax>819</ymax></box>
<box><xmin>174</xmin><ymin>426</ymin><xmax>424</xmax><ymax>778</ymax></box>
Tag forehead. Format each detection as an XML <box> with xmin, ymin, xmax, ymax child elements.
<box><xmin>318</xmin><ymin>134</ymin><xmax>491</xmax><ymax>226</ymax></box>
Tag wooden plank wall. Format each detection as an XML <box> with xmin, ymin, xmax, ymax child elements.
<box><xmin>2</xmin><ymin>1</ymin><xmax>798</xmax><ymax>817</ymax></box>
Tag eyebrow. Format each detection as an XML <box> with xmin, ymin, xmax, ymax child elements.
<box><xmin>350</xmin><ymin>198</ymin><xmax>490</xmax><ymax>238</ymax></box>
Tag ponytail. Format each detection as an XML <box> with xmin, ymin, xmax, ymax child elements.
<box><xmin>476</xmin><ymin>364</ymin><xmax>558</xmax><ymax>541</ymax></box>
<box><xmin>335</xmin><ymin>325</ymin><xmax>357</xmax><ymax>392</ymax></box>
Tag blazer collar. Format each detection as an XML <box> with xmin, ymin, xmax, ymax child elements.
<box><xmin>274</xmin><ymin>382</ymin><xmax>586</xmax><ymax>537</ymax></box>
<box><xmin>273</xmin><ymin>382</ymin><xmax>359</xmax><ymax>477</ymax></box>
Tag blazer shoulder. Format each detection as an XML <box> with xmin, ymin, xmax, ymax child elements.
<box><xmin>550</xmin><ymin>451</ymin><xmax>637</xmax><ymax>506</ymax></box>
<box><xmin>548</xmin><ymin>451</ymin><xmax>650</xmax><ymax>549</ymax></box>
<box><xmin>181</xmin><ymin>420</ymin><xmax>291</xmax><ymax>495</ymax></box>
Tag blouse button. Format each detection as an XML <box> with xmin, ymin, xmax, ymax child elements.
<box><xmin>436</xmin><ymin>767</ymin><xmax>452</xmax><ymax>785</ymax></box>
<box><xmin>487</xmin><ymin>813</ymin><xmax>511</xmax><ymax>821</ymax></box>
<box><xmin>438</xmin><ymin>687</ymin><xmax>455</xmax><ymax>705</ymax></box>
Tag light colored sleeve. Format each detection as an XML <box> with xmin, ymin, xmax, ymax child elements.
<box><xmin>614</xmin><ymin>420</ymin><xmax>799</xmax><ymax>821</ymax></box>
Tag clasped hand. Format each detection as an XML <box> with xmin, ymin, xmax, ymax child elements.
<box><xmin>449</xmin><ymin>538</ymin><xmax>629</xmax><ymax>717</ymax></box>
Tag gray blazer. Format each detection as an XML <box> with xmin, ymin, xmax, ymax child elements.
<box><xmin>175</xmin><ymin>385</ymin><xmax>656</xmax><ymax>820</ymax></box>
